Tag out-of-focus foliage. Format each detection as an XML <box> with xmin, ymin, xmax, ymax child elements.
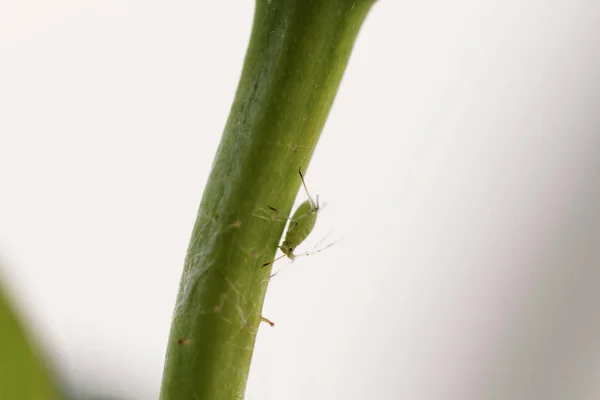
<box><xmin>0</xmin><ymin>281</ymin><xmax>61</xmax><ymax>399</ymax></box>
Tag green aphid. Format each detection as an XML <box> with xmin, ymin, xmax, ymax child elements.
<box><xmin>263</xmin><ymin>168</ymin><xmax>319</xmax><ymax>267</ymax></box>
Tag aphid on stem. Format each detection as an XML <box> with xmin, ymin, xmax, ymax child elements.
<box><xmin>263</xmin><ymin>167</ymin><xmax>336</xmax><ymax>267</ymax></box>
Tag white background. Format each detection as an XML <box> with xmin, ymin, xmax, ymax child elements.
<box><xmin>2</xmin><ymin>1</ymin><xmax>600</xmax><ymax>399</ymax></box>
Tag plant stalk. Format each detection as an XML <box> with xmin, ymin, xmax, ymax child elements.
<box><xmin>160</xmin><ymin>1</ymin><xmax>375</xmax><ymax>398</ymax></box>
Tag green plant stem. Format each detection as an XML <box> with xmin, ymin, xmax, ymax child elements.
<box><xmin>160</xmin><ymin>1</ymin><xmax>375</xmax><ymax>399</ymax></box>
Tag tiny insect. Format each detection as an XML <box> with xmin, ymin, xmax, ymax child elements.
<box><xmin>263</xmin><ymin>167</ymin><xmax>321</xmax><ymax>267</ymax></box>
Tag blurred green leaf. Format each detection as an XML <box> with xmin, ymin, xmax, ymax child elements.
<box><xmin>0</xmin><ymin>279</ymin><xmax>61</xmax><ymax>399</ymax></box>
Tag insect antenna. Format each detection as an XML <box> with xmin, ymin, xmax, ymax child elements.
<box><xmin>262</xmin><ymin>253</ymin><xmax>287</xmax><ymax>268</ymax></box>
<box><xmin>296</xmin><ymin>237</ymin><xmax>346</xmax><ymax>259</ymax></box>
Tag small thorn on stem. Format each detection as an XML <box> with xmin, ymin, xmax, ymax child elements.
<box><xmin>261</xmin><ymin>316</ymin><xmax>275</xmax><ymax>327</ymax></box>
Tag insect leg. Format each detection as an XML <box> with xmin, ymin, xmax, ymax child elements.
<box><xmin>266</xmin><ymin>206</ymin><xmax>301</xmax><ymax>229</ymax></box>
<box><xmin>298</xmin><ymin>167</ymin><xmax>317</xmax><ymax>210</ymax></box>
<box><xmin>308</xmin><ymin>230</ymin><xmax>333</xmax><ymax>251</ymax></box>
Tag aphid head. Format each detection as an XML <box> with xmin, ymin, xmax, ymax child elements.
<box><xmin>280</xmin><ymin>242</ymin><xmax>296</xmax><ymax>261</ymax></box>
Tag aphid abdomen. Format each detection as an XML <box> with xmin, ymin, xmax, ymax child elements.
<box><xmin>284</xmin><ymin>200</ymin><xmax>317</xmax><ymax>249</ymax></box>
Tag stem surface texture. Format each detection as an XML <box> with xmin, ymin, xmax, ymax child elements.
<box><xmin>160</xmin><ymin>1</ymin><xmax>375</xmax><ymax>399</ymax></box>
